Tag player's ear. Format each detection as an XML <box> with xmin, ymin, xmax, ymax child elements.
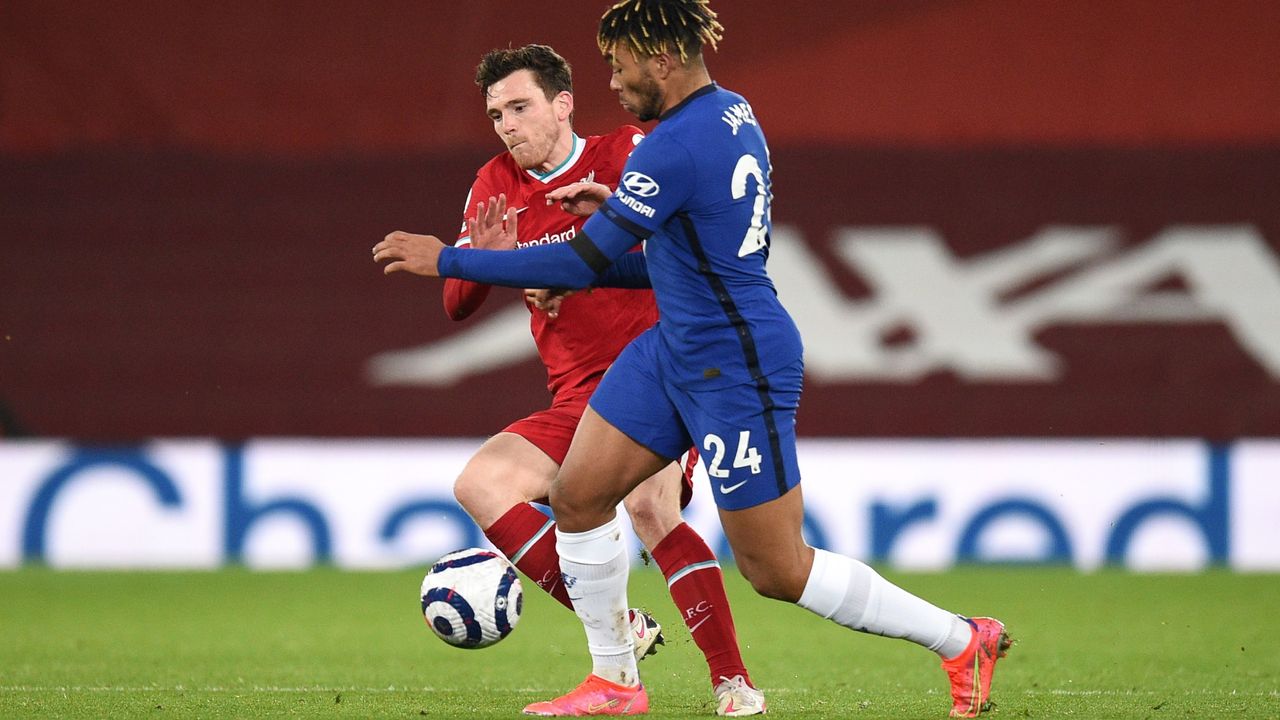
<box><xmin>555</xmin><ymin>91</ymin><xmax>574</xmax><ymax>123</ymax></box>
<box><xmin>652</xmin><ymin>52</ymin><xmax>675</xmax><ymax>80</ymax></box>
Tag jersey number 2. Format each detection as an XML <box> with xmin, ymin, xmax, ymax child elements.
<box><xmin>732</xmin><ymin>154</ymin><xmax>770</xmax><ymax>258</ymax></box>
<box><xmin>703</xmin><ymin>430</ymin><xmax>763</xmax><ymax>478</ymax></box>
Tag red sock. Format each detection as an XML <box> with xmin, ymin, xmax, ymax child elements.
<box><xmin>484</xmin><ymin>504</ymin><xmax>572</xmax><ymax>610</ymax></box>
<box><xmin>651</xmin><ymin>522</ymin><xmax>751</xmax><ymax>687</ymax></box>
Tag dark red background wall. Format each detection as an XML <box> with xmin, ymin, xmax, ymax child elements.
<box><xmin>2</xmin><ymin>1</ymin><xmax>1278</xmax><ymax>440</ymax></box>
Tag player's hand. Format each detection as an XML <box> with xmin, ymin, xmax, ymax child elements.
<box><xmin>545</xmin><ymin>182</ymin><xmax>611</xmax><ymax>217</ymax></box>
<box><xmin>373</xmin><ymin>231</ymin><xmax>446</xmax><ymax>277</ymax></box>
<box><xmin>469</xmin><ymin>193</ymin><xmax>520</xmax><ymax>250</ymax></box>
<box><xmin>525</xmin><ymin>288</ymin><xmax>574</xmax><ymax>320</ymax></box>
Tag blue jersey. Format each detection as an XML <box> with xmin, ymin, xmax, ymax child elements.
<box><xmin>439</xmin><ymin>84</ymin><xmax>803</xmax><ymax>390</ymax></box>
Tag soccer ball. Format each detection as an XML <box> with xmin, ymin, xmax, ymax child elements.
<box><xmin>420</xmin><ymin>548</ymin><xmax>523</xmax><ymax>649</ymax></box>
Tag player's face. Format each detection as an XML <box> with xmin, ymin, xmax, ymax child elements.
<box><xmin>484</xmin><ymin>69</ymin><xmax>572</xmax><ymax>172</ymax></box>
<box><xmin>606</xmin><ymin>45</ymin><xmax>664</xmax><ymax>122</ymax></box>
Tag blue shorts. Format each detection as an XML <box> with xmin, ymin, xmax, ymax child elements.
<box><xmin>590</xmin><ymin>327</ymin><xmax>803</xmax><ymax>511</ymax></box>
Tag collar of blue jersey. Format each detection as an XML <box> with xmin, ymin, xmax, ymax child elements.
<box><xmin>659</xmin><ymin>82</ymin><xmax>719</xmax><ymax>122</ymax></box>
<box><xmin>525</xmin><ymin>133</ymin><xmax>585</xmax><ymax>184</ymax></box>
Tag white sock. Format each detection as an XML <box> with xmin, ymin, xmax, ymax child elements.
<box><xmin>556</xmin><ymin>517</ymin><xmax>638</xmax><ymax>686</ymax></box>
<box><xmin>797</xmin><ymin>548</ymin><xmax>973</xmax><ymax>658</ymax></box>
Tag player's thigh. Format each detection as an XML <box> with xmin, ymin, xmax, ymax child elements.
<box><xmin>554</xmin><ymin>338</ymin><xmax>687</xmax><ymax>531</ymax></box>
<box><xmin>553</xmin><ymin>406</ymin><xmax>673</xmax><ymax>532</ymax></box>
<box><xmin>718</xmin><ymin>484</ymin><xmax>813</xmax><ymax>602</ymax></box>
<box><xmin>454</xmin><ymin>432</ymin><xmax>560</xmax><ymax>529</ymax></box>
<box><xmin>677</xmin><ymin>360</ymin><xmax>804</xmax><ymax>512</ymax></box>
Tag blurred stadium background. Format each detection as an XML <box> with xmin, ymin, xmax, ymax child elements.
<box><xmin>3</xmin><ymin>4</ymin><xmax>1280</xmax><ymax>718</ymax></box>
<box><xmin>2</xmin><ymin>1</ymin><xmax>1279</xmax><ymax>572</ymax></box>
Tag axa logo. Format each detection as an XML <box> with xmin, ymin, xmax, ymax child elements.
<box><xmin>364</xmin><ymin>224</ymin><xmax>1280</xmax><ymax>386</ymax></box>
<box><xmin>621</xmin><ymin>171</ymin><xmax>660</xmax><ymax>198</ymax></box>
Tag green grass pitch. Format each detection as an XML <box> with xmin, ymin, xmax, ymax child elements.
<box><xmin>2</xmin><ymin>567</ymin><xmax>1277</xmax><ymax>718</ymax></box>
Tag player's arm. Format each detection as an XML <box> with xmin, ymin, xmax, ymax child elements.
<box><xmin>443</xmin><ymin>271</ymin><xmax>490</xmax><ymax>321</ymax></box>
<box><xmin>572</xmin><ymin>134</ymin><xmax>690</xmax><ymax>290</ymax></box>
<box><xmin>379</xmin><ymin>219</ymin><xmax>645</xmax><ymax>289</ymax></box>
<box><xmin>435</xmin><ymin>144</ymin><xmax>684</xmax><ymax>288</ymax></box>
<box><xmin>442</xmin><ymin>189</ymin><xmax>520</xmax><ymax>320</ymax></box>
<box><xmin>429</xmin><ymin>221</ymin><xmax>632</xmax><ymax>289</ymax></box>
<box><xmin>542</xmin><ymin>182</ymin><xmax>650</xmax><ymax>287</ymax></box>
<box><xmin>375</xmin><ymin>223</ymin><xmax>620</xmax><ymax>289</ymax></box>
<box><xmin>378</xmin><ymin>138</ymin><xmax>687</xmax><ymax>288</ymax></box>
<box><xmin>441</xmin><ymin>184</ymin><xmax>490</xmax><ymax>321</ymax></box>
<box><xmin>593</xmin><ymin>251</ymin><xmax>651</xmax><ymax>288</ymax></box>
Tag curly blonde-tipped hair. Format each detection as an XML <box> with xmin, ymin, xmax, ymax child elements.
<box><xmin>597</xmin><ymin>0</ymin><xmax>724</xmax><ymax>64</ymax></box>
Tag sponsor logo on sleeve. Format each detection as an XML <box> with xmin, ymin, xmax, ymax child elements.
<box><xmin>613</xmin><ymin>188</ymin><xmax>656</xmax><ymax>218</ymax></box>
<box><xmin>622</xmin><ymin>171</ymin><xmax>661</xmax><ymax>198</ymax></box>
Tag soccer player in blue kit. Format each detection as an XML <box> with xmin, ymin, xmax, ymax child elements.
<box><xmin>374</xmin><ymin>1</ymin><xmax>1011</xmax><ymax>716</ymax></box>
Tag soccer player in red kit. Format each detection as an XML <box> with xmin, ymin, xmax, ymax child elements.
<box><xmin>442</xmin><ymin>44</ymin><xmax>765</xmax><ymax>716</ymax></box>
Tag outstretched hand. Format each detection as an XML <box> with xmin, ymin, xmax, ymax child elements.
<box><xmin>469</xmin><ymin>193</ymin><xmax>521</xmax><ymax>250</ymax></box>
<box><xmin>373</xmin><ymin>231</ymin><xmax>447</xmax><ymax>276</ymax></box>
<box><xmin>545</xmin><ymin>181</ymin><xmax>612</xmax><ymax>217</ymax></box>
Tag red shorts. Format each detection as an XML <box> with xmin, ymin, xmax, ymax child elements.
<box><xmin>503</xmin><ymin>389</ymin><xmax>697</xmax><ymax>509</ymax></box>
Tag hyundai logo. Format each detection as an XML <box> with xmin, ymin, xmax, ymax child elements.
<box><xmin>622</xmin><ymin>172</ymin><xmax>661</xmax><ymax>198</ymax></box>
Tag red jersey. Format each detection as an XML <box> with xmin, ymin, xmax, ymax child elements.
<box><xmin>444</xmin><ymin>126</ymin><xmax>658</xmax><ymax>398</ymax></box>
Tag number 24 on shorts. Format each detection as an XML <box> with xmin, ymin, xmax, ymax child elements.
<box><xmin>703</xmin><ymin>430</ymin><xmax>762</xmax><ymax>478</ymax></box>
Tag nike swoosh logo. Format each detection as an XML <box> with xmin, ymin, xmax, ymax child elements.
<box><xmin>588</xmin><ymin>700</ymin><xmax>620</xmax><ymax>712</ymax></box>
<box><xmin>513</xmin><ymin>206</ymin><xmax>529</xmax><ymax>214</ymax></box>
<box><xmin>719</xmin><ymin>479</ymin><xmax>749</xmax><ymax>494</ymax></box>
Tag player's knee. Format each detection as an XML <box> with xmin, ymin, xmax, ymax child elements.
<box><xmin>622</xmin><ymin>496</ymin><xmax>679</xmax><ymax>548</ymax></box>
<box><xmin>547</xmin><ymin>480</ymin><xmax>587</xmax><ymax>518</ymax></box>
<box><xmin>548</xmin><ymin>478</ymin><xmax>615</xmax><ymax>530</ymax></box>
<box><xmin>453</xmin><ymin>460</ymin><xmax>519</xmax><ymax>524</ymax></box>
<box><xmin>738</xmin><ymin>556</ymin><xmax>806</xmax><ymax>602</ymax></box>
<box><xmin>452</xmin><ymin>470</ymin><xmax>492</xmax><ymax>517</ymax></box>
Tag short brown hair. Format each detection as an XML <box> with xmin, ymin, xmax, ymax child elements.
<box><xmin>475</xmin><ymin>44</ymin><xmax>573</xmax><ymax>100</ymax></box>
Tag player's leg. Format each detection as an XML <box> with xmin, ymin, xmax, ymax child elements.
<box><xmin>719</xmin><ymin>486</ymin><xmax>969</xmax><ymax>652</ymax></box>
<box><xmin>624</xmin><ymin>463</ymin><xmax>760</xmax><ymax>705</ymax></box>
<box><xmin>548</xmin><ymin>406</ymin><xmax>671</xmax><ymax>683</ymax></box>
<box><xmin>452</xmin><ymin>431</ymin><xmax>572</xmax><ymax>608</ymax></box>
<box><xmin>704</xmin><ymin>361</ymin><xmax>1008</xmax><ymax>717</ymax></box>
<box><xmin>718</xmin><ymin>489</ymin><xmax>1008</xmax><ymax>716</ymax></box>
<box><xmin>525</xmin><ymin>334</ymin><xmax>688</xmax><ymax>714</ymax></box>
<box><xmin>550</xmin><ymin>405</ymin><xmax>673</xmax><ymax>532</ymax></box>
<box><xmin>457</xmin><ymin>396</ymin><xmax>667</xmax><ymax>665</ymax></box>
<box><xmin>702</xmin><ymin>365</ymin><xmax>974</xmax><ymax>647</ymax></box>
<box><xmin>523</xmin><ymin>409</ymin><xmax>671</xmax><ymax>715</ymax></box>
